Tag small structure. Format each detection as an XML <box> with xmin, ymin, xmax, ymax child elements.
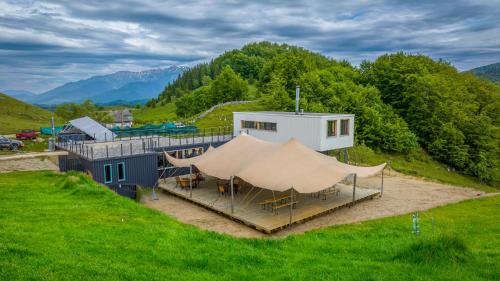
<box><xmin>55</xmin><ymin>125</ymin><xmax>233</xmax><ymax>197</ymax></box>
<box><xmin>107</xmin><ymin>109</ymin><xmax>133</xmax><ymax>129</ymax></box>
<box><xmin>59</xmin><ymin>116</ymin><xmax>116</xmax><ymax>142</ymax></box>
<box><xmin>233</xmin><ymin>111</ymin><xmax>354</xmax><ymax>152</ymax></box>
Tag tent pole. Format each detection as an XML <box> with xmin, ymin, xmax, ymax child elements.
<box><xmin>289</xmin><ymin>188</ymin><xmax>294</xmax><ymax>227</ymax></box>
<box><xmin>230</xmin><ymin>176</ymin><xmax>234</xmax><ymax>215</ymax></box>
<box><xmin>381</xmin><ymin>168</ymin><xmax>384</xmax><ymax>197</ymax></box>
<box><xmin>352</xmin><ymin>173</ymin><xmax>357</xmax><ymax>206</ymax></box>
<box><xmin>189</xmin><ymin>165</ymin><xmax>193</xmax><ymax>198</ymax></box>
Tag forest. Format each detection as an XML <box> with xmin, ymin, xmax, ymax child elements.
<box><xmin>146</xmin><ymin>42</ymin><xmax>500</xmax><ymax>185</ymax></box>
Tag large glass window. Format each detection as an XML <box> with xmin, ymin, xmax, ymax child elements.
<box><xmin>117</xmin><ymin>162</ymin><xmax>126</xmax><ymax>182</ymax></box>
<box><xmin>340</xmin><ymin>119</ymin><xmax>350</xmax><ymax>136</ymax></box>
<box><xmin>327</xmin><ymin>120</ymin><xmax>337</xmax><ymax>137</ymax></box>
<box><xmin>104</xmin><ymin>164</ymin><xmax>112</xmax><ymax>183</ymax></box>
<box><xmin>241</xmin><ymin>120</ymin><xmax>277</xmax><ymax>131</ymax></box>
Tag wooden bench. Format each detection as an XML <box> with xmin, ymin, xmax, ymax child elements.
<box><xmin>257</xmin><ymin>195</ymin><xmax>290</xmax><ymax>210</ymax></box>
<box><xmin>322</xmin><ymin>188</ymin><xmax>340</xmax><ymax>200</ymax></box>
<box><xmin>272</xmin><ymin>201</ymin><xmax>299</xmax><ymax>214</ymax></box>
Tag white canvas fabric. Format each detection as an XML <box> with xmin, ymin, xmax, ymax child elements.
<box><xmin>163</xmin><ymin>146</ymin><xmax>215</xmax><ymax>168</ymax></box>
<box><xmin>165</xmin><ymin>133</ymin><xmax>385</xmax><ymax>193</ymax></box>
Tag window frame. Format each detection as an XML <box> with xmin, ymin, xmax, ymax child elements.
<box><xmin>340</xmin><ymin>119</ymin><xmax>350</xmax><ymax>136</ymax></box>
<box><xmin>104</xmin><ymin>164</ymin><xmax>113</xmax><ymax>184</ymax></box>
<box><xmin>241</xmin><ymin>120</ymin><xmax>277</xmax><ymax>131</ymax></box>
<box><xmin>327</xmin><ymin>120</ymin><xmax>337</xmax><ymax>137</ymax></box>
<box><xmin>117</xmin><ymin>162</ymin><xmax>126</xmax><ymax>182</ymax></box>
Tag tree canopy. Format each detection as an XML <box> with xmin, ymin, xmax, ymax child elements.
<box><xmin>148</xmin><ymin>42</ymin><xmax>500</xmax><ymax>184</ymax></box>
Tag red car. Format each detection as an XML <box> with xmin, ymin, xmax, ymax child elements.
<box><xmin>16</xmin><ymin>129</ymin><xmax>37</xmax><ymax>140</ymax></box>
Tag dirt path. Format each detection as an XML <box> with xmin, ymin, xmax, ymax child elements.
<box><xmin>0</xmin><ymin>157</ymin><xmax>59</xmax><ymax>173</ymax></box>
<box><xmin>145</xmin><ymin>172</ymin><xmax>486</xmax><ymax>238</ymax></box>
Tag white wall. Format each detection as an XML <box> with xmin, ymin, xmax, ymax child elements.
<box><xmin>233</xmin><ymin>112</ymin><xmax>354</xmax><ymax>151</ymax></box>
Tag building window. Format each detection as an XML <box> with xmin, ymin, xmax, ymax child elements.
<box><xmin>340</xmin><ymin>119</ymin><xmax>350</xmax><ymax>136</ymax></box>
<box><xmin>241</xmin><ymin>120</ymin><xmax>257</xmax><ymax>129</ymax></box>
<box><xmin>117</xmin><ymin>162</ymin><xmax>126</xmax><ymax>182</ymax></box>
<box><xmin>327</xmin><ymin>120</ymin><xmax>337</xmax><ymax>137</ymax></box>
<box><xmin>104</xmin><ymin>164</ymin><xmax>112</xmax><ymax>183</ymax></box>
<box><xmin>241</xmin><ymin>120</ymin><xmax>277</xmax><ymax>131</ymax></box>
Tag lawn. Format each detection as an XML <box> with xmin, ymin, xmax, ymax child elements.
<box><xmin>133</xmin><ymin>102</ymin><xmax>178</xmax><ymax>125</ymax></box>
<box><xmin>344</xmin><ymin>144</ymin><xmax>498</xmax><ymax>192</ymax></box>
<box><xmin>0</xmin><ymin>171</ymin><xmax>498</xmax><ymax>280</ymax></box>
<box><xmin>0</xmin><ymin>93</ymin><xmax>64</xmax><ymax>134</ymax></box>
<box><xmin>194</xmin><ymin>102</ymin><xmax>269</xmax><ymax>129</ymax></box>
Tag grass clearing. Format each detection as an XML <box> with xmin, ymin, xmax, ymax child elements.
<box><xmin>344</xmin><ymin>144</ymin><xmax>498</xmax><ymax>192</ymax></box>
<box><xmin>0</xmin><ymin>171</ymin><xmax>498</xmax><ymax>280</ymax></box>
<box><xmin>0</xmin><ymin>93</ymin><xmax>64</xmax><ymax>134</ymax></box>
<box><xmin>194</xmin><ymin>102</ymin><xmax>269</xmax><ymax>129</ymax></box>
<box><xmin>133</xmin><ymin>102</ymin><xmax>178</xmax><ymax>125</ymax></box>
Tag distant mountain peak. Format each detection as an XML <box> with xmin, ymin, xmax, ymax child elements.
<box><xmin>29</xmin><ymin>66</ymin><xmax>186</xmax><ymax>105</ymax></box>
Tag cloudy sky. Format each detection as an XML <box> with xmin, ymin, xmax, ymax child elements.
<box><xmin>1</xmin><ymin>0</ymin><xmax>500</xmax><ymax>93</ymax></box>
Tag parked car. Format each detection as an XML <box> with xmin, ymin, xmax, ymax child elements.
<box><xmin>16</xmin><ymin>129</ymin><xmax>37</xmax><ymax>140</ymax></box>
<box><xmin>0</xmin><ymin>136</ymin><xmax>24</xmax><ymax>150</ymax></box>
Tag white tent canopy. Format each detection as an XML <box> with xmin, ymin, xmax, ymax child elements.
<box><xmin>165</xmin><ymin>134</ymin><xmax>385</xmax><ymax>193</ymax></box>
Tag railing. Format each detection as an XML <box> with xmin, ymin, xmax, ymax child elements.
<box><xmin>55</xmin><ymin>126</ymin><xmax>234</xmax><ymax>160</ymax></box>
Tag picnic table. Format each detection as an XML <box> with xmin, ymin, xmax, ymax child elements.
<box><xmin>258</xmin><ymin>194</ymin><xmax>298</xmax><ymax>214</ymax></box>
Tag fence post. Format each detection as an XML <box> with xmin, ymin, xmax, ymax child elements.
<box><xmin>130</xmin><ymin>143</ymin><xmax>133</xmax><ymax>155</ymax></box>
<box><xmin>120</xmin><ymin>143</ymin><xmax>123</xmax><ymax>156</ymax></box>
<box><xmin>105</xmin><ymin>132</ymin><xmax>107</xmax><ymax>142</ymax></box>
<box><xmin>91</xmin><ymin>147</ymin><xmax>94</xmax><ymax>160</ymax></box>
<box><xmin>106</xmin><ymin>145</ymin><xmax>109</xmax><ymax>158</ymax></box>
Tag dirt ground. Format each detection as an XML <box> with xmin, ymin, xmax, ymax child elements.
<box><xmin>145</xmin><ymin>171</ymin><xmax>486</xmax><ymax>238</ymax></box>
<box><xmin>0</xmin><ymin>157</ymin><xmax>59</xmax><ymax>173</ymax></box>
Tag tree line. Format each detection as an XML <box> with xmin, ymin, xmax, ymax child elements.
<box><xmin>147</xmin><ymin>42</ymin><xmax>500</xmax><ymax>184</ymax></box>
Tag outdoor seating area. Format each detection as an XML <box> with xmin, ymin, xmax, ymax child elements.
<box><xmin>159</xmin><ymin>175</ymin><xmax>380</xmax><ymax>233</ymax></box>
<box><xmin>159</xmin><ymin>133</ymin><xmax>385</xmax><ymax>233</ymax></box>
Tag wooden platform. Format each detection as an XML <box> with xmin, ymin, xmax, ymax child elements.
<box><xmin>159</xmin><ymin>177</ymin><xmax>380</xmax><ymax>233</ymax></box>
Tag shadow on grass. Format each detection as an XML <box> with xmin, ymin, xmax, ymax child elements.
<box><xmin>394</xmin><ymin>234</ymin><xmax>471</xmax><ymax>265</ymax></box>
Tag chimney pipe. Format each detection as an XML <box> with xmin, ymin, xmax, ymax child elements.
<box><xmin>295</xmin><ymin>85</ymin><xmax>300</xmax><ymax>115</ymax></box>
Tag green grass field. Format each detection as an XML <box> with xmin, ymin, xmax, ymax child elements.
<box><xmin>133</xmin><ymin>102</ymin><xmax>178</xmax><ymax>125</ymax></box>
<box><xmin>194</xmin><ymin>102</ymin><xmax>269</xmax><ymax>129</ymax></box>
<box><xmin>0</xmin><ymin>93</ymin><xmax>64</xmax><ymax>134</ymax></box>
<box><xmin>0</xmin><ymin>171</ymin><xmax>498</xmax><ymax>280</ymax></box>
<box><xmin>344</xmin><ymin>144</ymin><xmax>498</xmax><ymax>192</ymax></box>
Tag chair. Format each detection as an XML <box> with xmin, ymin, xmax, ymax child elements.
<box><xmin>175</xmin><ymin>176</ymin><xmax>181</xmax><ymax>188</ymax></box>
<box><xmin>178</xmin><ymin>178</ymin><xmax>190</xmax><ymax>190</ymax></box>
<box><xmin>217</xmin><ymin>182</ymin><xmax>226</xmax><ymax>197</ymax></box>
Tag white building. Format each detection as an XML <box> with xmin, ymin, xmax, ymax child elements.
<box><xmin>233</xmin><ymin>111</ymin><xmax>354</xmax><ymax>152</ymax></box>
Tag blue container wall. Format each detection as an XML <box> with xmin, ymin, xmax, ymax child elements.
<box><xmin>91</xmin><ymin>154</ymin><xmax>158</xmax><ymax>188</ymax></box>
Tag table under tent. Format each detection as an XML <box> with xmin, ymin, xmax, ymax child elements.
<box><xmin>159</xmin><ymin>133</ymin><xmax>386</xmax><ymax>233</ymax></box>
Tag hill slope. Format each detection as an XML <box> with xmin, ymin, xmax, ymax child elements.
<box><xmin>468</xmin><ymin>62</ymin><xmax>500</xmax><ymax>82</ymax></box>
<box><xmin>0</xmin><ymin>171</ymin><xmax>498</xmax><ymax>280</ymax></box>
<box><xmin>2</xmin><ymin>89</ymin><xmax>37</xmax><ymax>102</ymax></box>
<box><xmin>31</xmin><ymin>66</ymin><xmax>186</xmax><ymax>105</ymax></box>
<box><xmin>0</xmin><ymin>93</ymin><xmax>63</xmax><ymax>134</ymax></box>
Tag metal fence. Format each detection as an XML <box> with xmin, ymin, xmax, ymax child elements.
<box><xmin>55</xmin><ymin>126</ymin><xmax>234</xmax><ymax>160</ymax></box>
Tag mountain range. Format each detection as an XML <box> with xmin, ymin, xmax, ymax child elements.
<box><xmin>468</xmin><ymin>62</ymin><xmax>500</xmax><ymax>83</ymax></box>
<box><xmin>3</xmin><ymin>66</ymin><xmax>187</xmax><ymax>105</ymax></box>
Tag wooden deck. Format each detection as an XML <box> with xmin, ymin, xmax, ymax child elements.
<box><xmin>159</xmin><ymin>176</ymin><xmax>380</xmax><ymax>233</ymax></box>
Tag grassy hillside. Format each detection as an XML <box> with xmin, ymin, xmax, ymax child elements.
<box><xmin>469</xmin><ymin>62</ymin><xmax>500</xmax><ymax>82</ymax></box>
<box><xmin>345</xmin><ymin>144</ymin><xmax>497</xmax><ymax>192</ymax></box>
<box><xmin>194</xmin><ymin>102</ymin><xmax>269</xmax><ymax>128</ymax></box>
<box><xmin>0</xmin><ymin>93</ymin><xmax>64</xmax><ymax>134</ymax></box>
<box><xmin>0</xmin><ymin>171</ymin><xmax>498</xmax><ymax>280</ymax></box>
<box><xmin>133</xmin><ymin>102</ymin><xmax>177</xmax><ymax>125</ymax></box>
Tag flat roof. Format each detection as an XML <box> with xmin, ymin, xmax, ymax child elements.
<box><xmin>233</xmin><ymin>111</ymin><xmax>354</xmax><ymax>117</ymax></box>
